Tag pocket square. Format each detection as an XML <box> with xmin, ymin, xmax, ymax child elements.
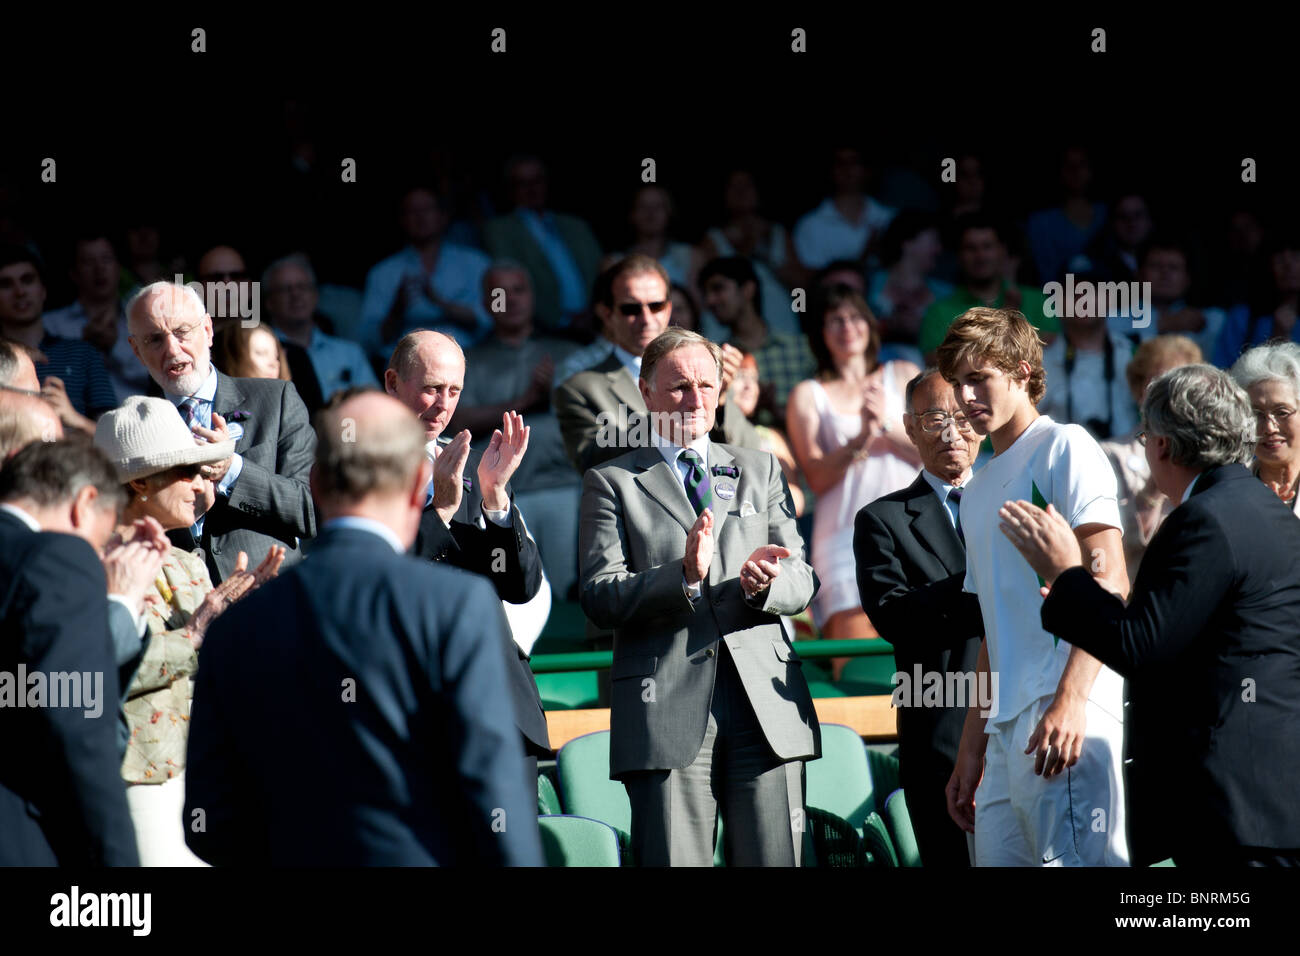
<box><xmin>739</xmin><ymin>501</ymin><xmax>758</xmax><ymax>518</ymax></box>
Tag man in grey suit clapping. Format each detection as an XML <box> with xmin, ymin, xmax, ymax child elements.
<box><xmin>579</xmin><ymin>327</ymin><xmax>820</xmax><ymax>866</ymax></box>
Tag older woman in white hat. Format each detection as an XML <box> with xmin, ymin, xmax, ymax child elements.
<box><xmin>96</xmin><ymin>396</ymin><xmax>285</xmax><ymax>866</ymax></box>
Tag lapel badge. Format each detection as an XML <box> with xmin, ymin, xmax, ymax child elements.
<box><xmin>714</xmin><ymin>480</ymin><xmax>737</xmax><ymax>500</ymax></box>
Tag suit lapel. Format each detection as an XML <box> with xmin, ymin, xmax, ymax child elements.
<box><xmin>213</xmin><ymin>372</ymin><xmax>249</xmax><ymax>451</ymax></box>
<box><xmin>605</xmin><ymin>360</ymin><xmax>644</xmax><ymax>416</ymax></box>
<box><xmin>632</xmin><ymin>447</ymin><xmax>698</xmax><ymax>535</ymax></box>
<box><xmin>904</xmin><ymin>473</ymin><xmax>965</xmax><ymax>577</ymax></box>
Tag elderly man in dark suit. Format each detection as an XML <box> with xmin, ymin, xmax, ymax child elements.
<box><xmin>555</xmin><ymin>255</ymin><xmax>759</xmax><ymax>477</ymax></box>
<box><xmin>384</xmin><ymin>330</ymin><xmax>551</xmax><ymax>782</ymax></box>
<box><xmin>126</xmin><ymin>281</ymin><xmax>315</xmax><ymax>583</ymax></box>
<box><xmin>580</xmin><ymin>327</ymin><xmax>819</xmax><ymax>866</ymax></box>
<box><xmin>854</xmin><ymin>368</ymin><xmax>984</xmax><ymax>867</ymax></box>
<box><xmin>184</xmin><ymin>390</ymin><xmax>542</xmax><ymax>865</ymax></box>
<box><xmin>0</xmin><ymin>437</ymin><xmax>144</xmax><ymax>866</ymax></box>
<box><xmin>1003</xmin><ymin>364</ymin><xmax>1300</xmax><ymax>866</ymax></box>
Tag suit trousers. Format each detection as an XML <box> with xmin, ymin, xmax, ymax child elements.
<box><xmin>623</xmin><ymin>643</ymin><xmax>805</xmax><ymax>867</ymax></box>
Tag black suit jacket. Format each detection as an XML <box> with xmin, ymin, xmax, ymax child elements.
<box><xmin>855</xmin><ymin>473</ymin><xmax>983</xmax><ymax>865</ymax></box>
<box><xmin>167</xmin><ymin>372</ymin><xmax>316</xmax><ymax>583</ymax></box>
<box><xmin>184</xmin><ymin>526</ymin><xmax>543</xmax><ymax>866</ymax></box>
<box><xmin>412</xmin><ymin>442</ymin><xmax>550</xmax><ymax>757</ymax></box>
<box><xmin>0</xmin><ymin>511</ymin><xmax>138</xmax><ymax>866</ymax></box>
<box><xmin>1042</xmin><ymin>464</ymin><xmax>1300</xmax><ymax>864</ymax></box>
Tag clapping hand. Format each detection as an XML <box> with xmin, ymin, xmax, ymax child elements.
<box><xmin>477</xmin><ymin>412</ymin><xmax>530</xmax><ymax>512</ymax></box>
<box><xmin>432</xmin><ymin>429</ymin><xmax>473</xmax><ymax>525</ymax></box>
<box><xmin>740</xmin><ymin>544</ymin><xmax>790</xmax><ymax>599</ymax></box>
<box><xmin>188</xmin><ymin>545</ymin><xmax>286</xmax><ymax>649</ymax></box>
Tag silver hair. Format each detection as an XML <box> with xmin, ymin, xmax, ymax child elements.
<box><xmin>125</xmin><ymin>280</ymin><xmax>207</xmax><ymax>326</ymax></box>
<box><xmin>1228</xmin><ymin>341</ymin><xmax>1300</xmax><ymax>400</ymax></box>
<box><xmin>262</xmin><ymin>252</ymin><xmax>318</xmax><ymax>291</ymax></box>
<box><xmin>1142</xmin><ymin>364</ymin><xmax>1256</xmax><ymax>469</ymax></box>
<box><xmin>639</xmin><ymin>327</ymin><xmax>722</xmax><ymax>390</ymax></box>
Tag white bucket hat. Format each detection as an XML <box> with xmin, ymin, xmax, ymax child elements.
<box><xmin>95</xmin><ymin>396</ymin><xmax>237</xmax><ymax>483</ymax></box>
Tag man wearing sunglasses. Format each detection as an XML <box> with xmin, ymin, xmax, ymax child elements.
<box><xmin>854</xmin><ymin>368</ymin><xmax>985</xmax><ymax>867</ymax></box>
<box><xmin>556</xmin><ymin>255</ymin><xmax>758</xmax><ymax>475</ymax></box>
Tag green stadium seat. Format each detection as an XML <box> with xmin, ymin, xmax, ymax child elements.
<box><xmin>861</xmin><ymin>811</ymin><xmax>899</xmax><ymax>867</ymax></box>
<box><xmin>804</xmin><ymin>806</ymin><xmax>866</xmax><ymax>868</ymax></box>
<box><xmin>805</xmin><ymin>724</ymin><xmax>874</xmax><ymax>834</ymax></box>
<box><xmin>538</xmin><ymin>815</ymin><xmax>622</xmax><ymax>867</ymax></box>
<box><xmin>837</xmin><ymin>651</ymin><xmax>898</xmax><ymax>695</ymax></box>
<box><xmin>535</xmin><ymin>670</ymin><xmax>600</xmax><ymax>710</ymax></box>
<box><xmin>882</xmin><ymin>788</ymin><xmax>922</xmax><ymax>867</ymax></box>
<box><xmin>537</xmin><ymin>772</ymin><xmax>562</xmax><ymax>816</ymax></box>
<box><xmin>534</xmin><ymin>600</ymin><xmax>591</xmax><ymax>654</ymax></box>
<box><xmin>806</xmin><ymin>680</ymin><xmax>847</xmax><ymax>698</ymax></box>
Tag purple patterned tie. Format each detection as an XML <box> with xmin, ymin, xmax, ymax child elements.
<box><xmin>179</xmin><ymin>397</ymin><xmax>199</xmax><ymax>428</ymax></box>
<box><xmin>679</xmin><ymin>450</ymin><xmax>713</xmax><ymax>516</ymax></box>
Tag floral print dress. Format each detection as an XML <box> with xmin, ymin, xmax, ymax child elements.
<box><xmin>121</xmin><ymin>546</ymin><xmax>210</xmax><ymax>785</ymax></box>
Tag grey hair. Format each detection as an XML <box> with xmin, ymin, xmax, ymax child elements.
<box><xmin>905</xmin><ymin>367</ymin><xmax>946</xmax><ymax>413</ymax></box>
<box><xmin>1142</xmin><ymin>364</ymin><xmax>1256</xmax><ymax>469</ymax></box>
<box><xmin>1228</xmin><ymin>341</ymin><xmax>1300</xmax><ymax>399</ymax></box>
<box><xmin>262</xmin><ymin>252</ymin><xmax>317</xmax><ymax>291</ymax></box>
<box><xmin>639</xmin><ymin>328</ymin><xmax>722</xmax><ymax>389</ymax></box>
<box><xmin>126</xmin><ymin>280</ymin><xmax>207</xmax><ymax>326</ymax></box>
<box><xmin>313</xmin><ymin>396</ymin><xmax>428</xmax><ymax>503</ymax></box>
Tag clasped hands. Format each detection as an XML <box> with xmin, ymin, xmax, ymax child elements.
<box><xmin>431</xmin><ymin>411</ymin><xmax>530</xmax><ymax>525</ymax></box>
<box><xmin>682</xmin><ymin>507</ymin><xmax>790</xmax><ymax>600</ymax></box>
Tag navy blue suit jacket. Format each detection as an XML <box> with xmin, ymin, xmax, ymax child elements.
<box><xmin>1042</xmin><ymin>464</ymin><xmax>1300</xmax><ymax>863</ymax></box>
<box><xmin>184</xmin><ymin>525</ymin><xmax>542</xmax><ymax>866</ymax></box>
<box><xmin>0</xmin><ymin>511</ymin><xmax>138</xmax><ymax>866</ymax></box>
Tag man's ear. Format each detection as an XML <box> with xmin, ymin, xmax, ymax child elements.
<box><xmin>70</xmin><ymin>484</ymin><xmax>99</xmax><ymax>529</ymax></box>
<box><xmin>902</xmin><ymin>412</ymin><xmax>917</xmax><ymax>445</ymax></box>
<box><xmin>638</xmin><ymin>375</ymin><xmax>652</xmax><ymax>408</ymax></box>
<box><xmin>595</xmin><ymin>302</ymin><xmax>612</xmax><ymax>336</ymax></box>
<box><xmin>383</xmin><ymin>369</ymin><xmax>399</xmax><ymax>396</ymax></box>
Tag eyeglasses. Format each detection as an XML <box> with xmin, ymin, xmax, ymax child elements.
<box><xmin>136</xmin><ymin>324</ymin><xmax>202</xmax><ymax>351</ymax></box>
<box><xmin>0</xmin><ymin>382</ymin><xmax>42</xmax><ymax>398</ymax></box>
<box><xmin>917</xmin><ymin>412</ymin><xmax>975</xmax><ymax>434</ymax></box>
<box><xmin>1253</xmin><ymin>406</ymin><xmax>1295</xmax><ymax>428</ymax></box>
<box><xmin>617</xmin><ymin>300</ymin><xmax>669</xmax><ymax>317</ymax></box>
<box><xmin>1136</xmin><ymin>430</ymin><xmax>1147</xmax><ymax>447</ymax></box>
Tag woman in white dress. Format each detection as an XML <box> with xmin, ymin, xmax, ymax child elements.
<box><xmin>786</xmin><ymin>287</ymin><xmax>921</xmax><ymax>674</ymax></box>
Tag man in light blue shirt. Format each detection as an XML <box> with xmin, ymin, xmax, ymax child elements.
<box><xmin>359</xmin><ymin>187</ymin><xmax>492</xmax><ymax>359</ymax></box>
<box><xmin>265</xmin><ymin>253</ymin><xmax>378</xmax><ymax>403</ymax></box>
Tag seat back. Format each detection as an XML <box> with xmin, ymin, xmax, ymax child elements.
<box><xmin>556</xmin><ymin>731</ymin><xmax>632</xmax><ymax>839</ymax></box>
<box><xmin>882</xmin><ymin>788</ymin><xmax>922</xmax><ymax>867</ymax></box>
<box><xmin>538</xmin><ymin>815</ymin><xmax>622</xmax><ymax>867</ymax></box>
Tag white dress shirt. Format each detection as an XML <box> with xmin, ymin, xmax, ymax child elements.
<box><xmin>654</xmin><ymin>432</ymin><xmax>712</xmax><ymax>602</ymax></box>
<box><xmin>919</xmin><ymin>468</ymin><xmax>972</xmax><ymax>532</ymax></box>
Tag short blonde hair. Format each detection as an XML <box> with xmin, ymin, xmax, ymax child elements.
<box><xmin>936</xmin><ymin>307</ymin><xmax>1046</xmax><ymax>405</ymax></box>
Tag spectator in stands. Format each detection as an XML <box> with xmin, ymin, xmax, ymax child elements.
<box><xmin>264</xmin><ymin>253</ymin><xmax>378</xmax><ymax>405</ymax></box>
<box><xmin>699</xmin><ymin>256</ymin><xmax>815</xmax><ymax>426</ymax></box>
<box><xmin>1074</xmin><ymin>191</ymin><xmax>1153</xmax><ymax>284</ymax></box>
<box><xmin>451</xmin><ymin>260</ymin><xmax>583</xmax><ymax>598</ymax></box>
<box><xmin>44</xmin><ymin>230</ymin><xmax>151</xmax><ymax>400</ymax></box>
<box><xmin>626</xmin><ymin>185</ymin><xmax>699</xmax><ymax>290</ymax></box>
<box><xmin>793</xmin><ymin>147</ymin><xmax>897</xmax><ymax>272</ymax></box>
<box><xmin>1025</xmin><ymin>146</ymin><xmax>1108</xmax><ymax>284</ymax></box>
<box><xmin>1215</xmin><ymin>231</ymin><xmax>1300</xmax><ymax>367</ymax></box>
<box><xmin>214</xmin><ymin>322</ymin><xmax>290</xmax><ymax>381</ymax></box>
<box><xmin>730</xmin><ymin>351</ymin><xmax>805</xmax><ymax>517</ymax></box>
<box><xmin>361</xmin><ymin>186</ymin><xmax>492</xmax><ymax>358</ymax></box>
<box><xmin>551</xmin><ymin>265</ymin><xmax>619</xmax><ymax>386</ymax></box>
<box><xmin>817</xmin><ymin>260</ymin><xmax>868</xmax><ymax>294</ymax></box>
<box><xmin>554</xmin><ymin>255</ymin><xmax>758</xmax><ymax>475</ymax></box>
<box><xmin>786</xmin><ymin>287</ymin><xmax>920</xmax><ymax>675</ymax></box>
<box><xmin>1230</xmin><ymin>342</ymin><xmax>1300</xmax><ymax>517</ymax></box>
<box><xmin>1099</xmin><ymin>238</ymin><xmax>1225</xmax><ymax>360</ymax></box>
<box><xmin>1101</xmin><ymin>335</ymin><xmax>1204</xmax><ymax>586</ymax></box>
<box><xmin>125</xmin><ymin>281</ymin><xmax>316</xmax><ymax>584</ymax></box>
<box><xmin>919</xmin><ymin>215</ymin><xmax>1059</xmax><ymax>361</ymax></box>
<box><xmin>868</xmin><ymin>210</ymin><xmax>954</xmax><ymax>367</ymax></box>
<box><xmin>0</xmin><ymin>437</ymin><xmax>142</xmax><ymax>866</ymax></box>
<box><xmin>196</xmin><ymin>245</ymin><xmax>256</xmax><ymax>335</ymax></box>
<box><xmin>668</xmin><ymin>281</ymin><xmax>700</xmax><ymax>333</ymax></box>
<box><xmin>184</xmin><ymin>390</ymin><xmax>542</xmax><ymax>866</ymax></box>
<box><xmin>483</xmin><ymin>155</ymin><xmax>603</xmax><ymax>332</ymax></box>
<box><xmin>94</xmin><ymin>396</ymin><xmax>284</xmax><ymax>864</ymax></box>
<box><xmin>1039</xmin><ymin>276</ymin><xmax>1139</xmax><ymax>441</ymax></box>
<box><xmin>697</xmin><ymin>168</ymin><xmax>803</xmax><ymax>337</ymax></box>
<box><xmin>0</xmin><ymin>244</ymin><xmax>116</xmax><ymax>431</ymax></box>
<box><xmin>120</xmin><ymin>217</ymin><xmax>189</xmax><ymax>295</ymax></box>
<box><xmin>1212</xmin><ymin>207</ymin><xmax>1269</xmax><ymax>312</ymax></box>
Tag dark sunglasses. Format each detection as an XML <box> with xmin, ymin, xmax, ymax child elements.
<box><xmin>617</xmin><ymin>300</ymin><xmax>669</xmax><ymax>317</ymax></box>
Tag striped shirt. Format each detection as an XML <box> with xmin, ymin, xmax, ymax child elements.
<box><xmin>35</xmin><ymin>333</ymin><xmax>118</xmax><ymax>419</ymax></box>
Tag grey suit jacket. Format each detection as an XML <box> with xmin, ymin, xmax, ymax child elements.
<box><xmin>579</xmin><ymin>442</ymin><xmax>821</xmax><ymax>779</ymax></box>
<box><xmin>555</xmin><ymin>353</ymin><xmax>762</xmax><ymax>476</ymax></box>
<box><xmin>169</xmin><ymin>372</ymin><xmax>317</xmax><ymax>583</ymax></box>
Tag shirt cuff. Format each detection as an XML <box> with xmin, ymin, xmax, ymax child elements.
<box><xmin>682</xmin><ymin>574</ymin><xmax>702</xmax><ymax>604</ymax></box>
<box><xmin>217</xmin><ymin>453</ymin><xmax>244</xmax><ymax>496</ymax></box>
<box><xmin>481</xmin><ymin>505</ymin><xmax>512</xmax><ymax>528</ymax></box>
<box><xmin>107</xmin><ymin>594</ymin><xmax>147</xmax><ymax>637</ymax></box>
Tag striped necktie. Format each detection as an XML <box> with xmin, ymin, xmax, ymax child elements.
<box><xmin>949</xmin><ymin>485</ymin><xmax>965</xmax><ymax>546</ymax></box>
<box><xmin>679</xmin><ymin>450</ymin><xmax>712</xmax><ymax>516</ymax></box>
<box><xmin>179</xmin><ymin>397</ymin><xmax>200</xmax><ymax>427</ymax></box>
